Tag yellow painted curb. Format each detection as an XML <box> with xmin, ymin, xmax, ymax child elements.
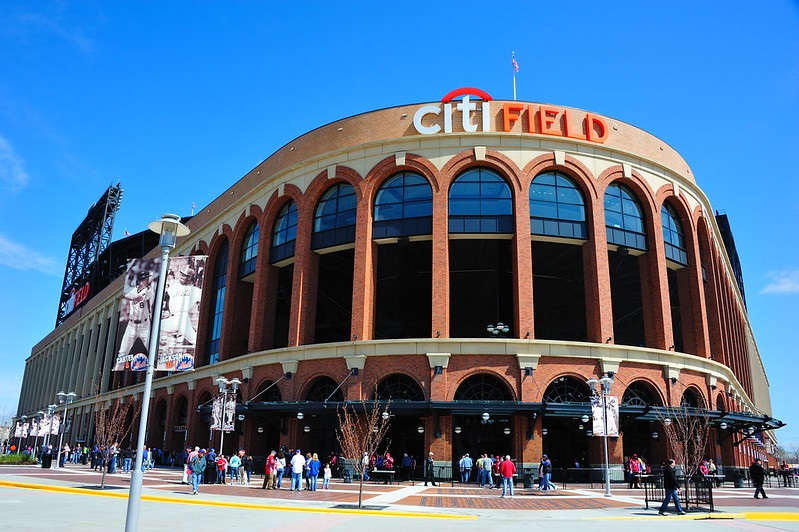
<box><xmin>590</xmin><ymin>511</ymin><xmax>799</xmax><ymax>522</ymax></box>
<box><xmin>0</xmin><ymin>480</ymin><xmax>475</xmax><ymax>520</ymax></box>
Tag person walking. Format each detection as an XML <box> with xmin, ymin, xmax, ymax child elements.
<box><xmin>275</xmin><ymin>451</ymin><xmax>286</xmax><ymax>489</ymax></box>
<box><xmin>459</xmin><ymin>453</ymin><xmax>473</xmax><ymax>484</ymax></box>
<box><xmin>499</xmin><ymin>455</ymin><xmax>516</xmax><ymax>498</ymax></box>
<box><xmin>263</xmin><ymin>450</ymin><xmax>277</xmax><ymax>489</ymax></box>
<box><xmin>189</xmin><ymin>449</ymin><xmax>207</xmax><ymax>495</ymax></box>
<box><xmin>322</xmin><ymin>463</ymin><xmax>332</xmax><ymax>489</ymax></box>
<box><xmin>658</xmin><ymin>459</ymin><xmax>687</xmax><ymax>515</ymax></box>
<box><xmin>243</xmin><ymin>454</ymin><xmax>254</xmax><ymax>485</ymax></box>
<box><xmin>228</xmin><ymin>452</ymin><xmax>241</xmax><ymax>485</ymax></box>
<box><xmin>750</xmin><ymin>458</ymin><xmax>768</xmax><ymax>499</ymax></box>
<box><xmin>424</xmin><ymin>451</ymin><xmax>437</xmax><ymax>486</ymax></box>
<box><xmin>308</xmin><ymin>453</ymin><xmax>322</xmax><ymax>491</ymax></box>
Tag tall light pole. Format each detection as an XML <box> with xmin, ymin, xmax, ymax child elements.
<box><xmin>54</xmin><ymin>391</ymin><xmax>76</xmax><ymax>468</ymax></box>
<box><xmin>216</xmin><ymin>377</ymin><xmax>241</xmax><ymax>456</ymax></box>
<box><xmin>587</xmin><ymin>375</ymin><xmax>614</xmax><ymax>497</ymax></box>
<box><xmin>125</xmin><ymin>214</ymin><xmax>189</xmax><ymax>532</ymax></box>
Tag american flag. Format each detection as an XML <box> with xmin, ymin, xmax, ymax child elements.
<box><xmin>512</xmin><ymin>53</ymin><xmax>519</xmax><ymax>73</ymax></box>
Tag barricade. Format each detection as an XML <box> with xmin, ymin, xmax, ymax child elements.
<box><xmin>642</xmin><ymin>474</ymin><xmax>716</xmax><ymax>512</ymax></box>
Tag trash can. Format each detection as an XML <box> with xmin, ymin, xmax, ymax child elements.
<box><xmin>41</xmin><ymin>453</ymin><xmax>52</xmax><ymax>468</ymax></box>
<box><xmin>342</xmin><ymin>468</ymin><xmax>352</xmax><ymax>483</ymax></box>
<box><xmin>524</xmin><ymin>473</ymin><xmax>535</xmax><ymax>489</ymax></box>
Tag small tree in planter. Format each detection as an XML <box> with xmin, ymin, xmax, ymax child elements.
<box><xmin>335</xmin><ymin>400</ymin><xmax>391</xmax><ymax>508</ymax></box>
<box><xmin>658</xmin><ymin>406</ymin><xmax>712</xmax><ymax>480</ymax></box>
<box><xmin>93</xmin><ymin>393</ymin><xmax>140</xmax><ymax>489</ymax></box>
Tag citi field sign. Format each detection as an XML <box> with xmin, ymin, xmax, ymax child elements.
<box><xmin>412</xmin><ymin>87</ymin><xmax>609</xmax><ymax>144</ymax></box>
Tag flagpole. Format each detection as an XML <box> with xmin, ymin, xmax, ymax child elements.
<box><xmin>511</xmin><ymin>51</ymin><xmax>518</xmax><ymax>100</ymax></box>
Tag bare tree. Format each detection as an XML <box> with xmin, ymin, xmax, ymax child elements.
<box><xmin>657</xmin><ymin>406</ymin><xmax>711</xmax><ymax>478</ymax></box>
<box><xmin>93</xmin><ymin>393</ymin><xmax>141</xmax><ymax>488</ymax></box>
<box><xmin>336</xmin><ymin>400</ymin><xmax>391</xmax><ymax>508</ymax></box>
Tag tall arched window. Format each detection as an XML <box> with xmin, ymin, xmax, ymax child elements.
<box><xmin>449</xmin><ymin>168</ymin><xmax>513</xmax><ymax>233</ymax></box>
<box><xmin>239</xmin><ymin>221</ymin><xmax>259</xmax><ymax>278</ymax></box>
<box><xmin>373</xmin><ymin>172</ymin><xmax>433</xmax><ymax>238</ymax></box>
<box><xmin>205</xmin><ymin>240</ymin><xmax>229</xmax><ymax>365</ymax></box>
<box><xmin>530</xmin><ymin>172</ymin><xmax>587</xmax><ymax>239</ymax></box>
<box><xmin>375</xmin><ymin>374</ymin><xmax>425</xmax><ymax>401</ymax></box>
<box><xmin>622</xmin><ymin>381</ymin><xmax>660</xmax><ymax>406</ymax></box>
<box><xmin>661</xmin><ymin>203</ymin><xmax>687</xmax><ymax>265</ymax></box>
<box><xmin>305</xmin><ymin>376</ymin><xmax>344</xmax><ymax>402</ymax></box>
<box><xmin>270</xmin><ymin>200</ymin><xmax>298</xmax><ymax>264</ymax></box>
<box><xmin>605</xmin><ymin>183</ymin><xmax>647</xmax><ymax>250</ymax></box>
<box><xmin>312</xmin><ymin>183</ymin><xmax>357</xmax><ymax>249</ymax></box>
<box><xmin>453</xmin><ymin>374</ymin><xmax>514</xmax><ymax>401</ymax></box>
<box><xmin>542</xmin><ymin>376</ymin><xmax>591</xmax><ymax>403</ymax></box>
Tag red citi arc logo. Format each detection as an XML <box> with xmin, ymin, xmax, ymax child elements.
<box><xmin>412</xmin><ymin>87</ymin><xmax>608</xmax><ymax>144</ymax></box>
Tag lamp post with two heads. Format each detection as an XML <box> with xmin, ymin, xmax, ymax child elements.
<box><xmin>53</xmin><ymin>391</ymin><xmax>76</xmax><ymax>468</ymax></box>
<box><xmin>587</xmin><ymin>375</ymin><xmax>614</xmax><ymax>497</ymax></box>
<box><xmin>124</xmin><ymin>214</ymin><xmax>189</xmax><ymax>532</ymax></box>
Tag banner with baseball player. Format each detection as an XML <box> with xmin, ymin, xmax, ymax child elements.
<box><xmin>210</xmin><ymin>392</ymin><xmax>236</xmax><ymax>432</ymax></box>
<box><xmin>156</xmin><ymin>255</ymin><xmax>206</xmax><ymax>372</ymax></box>
<box><xmin>114</xmin><ymin>258</ymin><xmax>160</xmax><ymax>371</ymax></box>
<box><xmin>14</xmin><ymin>422</ymin><xmax>22</xmax><ymax>438</ymax></box>
<box><xmin>50</xmin><ymin>413</ymin><xmax>60</xmax><ymax>435</ymax></box>
<box><xmin>590</xmin><ymin>395</ymin><xmax>620</xmax><ymax>437</ymax></box>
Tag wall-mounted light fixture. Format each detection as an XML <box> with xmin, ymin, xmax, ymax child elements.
<box><xmin>297</xmin><ymin>412</ymin><xmax>304</xmax><ymax>420</ymax></box>
<box><xmin>417</xmin><ymin>426</ymin><xmax>424</xmax><ymax>434</ymax></box>
<box><xmin>350</xmin><ymin>368</ymin><xmax>359</xmax><ymax>376</ymax></box>
<box><xmin>651</xmin><ymin>431</ymin><xmax>659</xmax><ymax>439</ymax></box>
<box><xmin>541</xmin><ymin>427</ymin><xmax>548</xmax><ymax>436</ymax></box>
<box><xmin>304</xmin><ymin>426</ymin><xmax>310</xmax><ymax>433</ymax></box>
<box><xmin>481</xmin><ymin>412</ymin><xmax>490</xmax><ymax>422</ymax></box>
<box><xmin>524</xmin><ymin>367</ymin><xmax>533</xmax><ymax>377</ymax></box>
<box><xmin>454</xmin><ymin>426</ymin><xmax>462</xmax><ymax>434</ymax></box>
<box><xmin>434</xmin><ymin>366</ymin><xmax>443</xmax><ymax>375</ymax></box>
<box><xmin>670</xmin><ymin>377</ymin><xmax>677</xmax><ymax>385</ymax></box>
<box><xmin>285</xmin><ymin>372</ymin><xmax>292</xmax><ymax>380</ymax></box>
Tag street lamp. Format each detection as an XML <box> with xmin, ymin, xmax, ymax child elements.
<box><xmin>216</xmin><ymin>377</ymin><xmax>242</xmax><ymax>456</ymax></box>
<box><xmin>53</xmin><ymin>391</ymin><xmax>76</xmax><ymax>469</ymax></box>
<box><xmin>125</xmin><ymin>213</ymin><xmax>189</xmax><ymax>532</ymax></box>
<box><xmin>587</xmin><ymin>375</ymin><xmax>614</xmax><ymax>497</ymax></box>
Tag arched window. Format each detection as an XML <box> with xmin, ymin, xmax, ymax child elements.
<box><xmin>253</xmin><ymin>380</ymin><xmax>283</xmax><ymax>402</ymax></box>
<box><xmin>239</xmin><ymin>221</ymin><xmax>259</xmax><ymax>278</ymax></box>
<box><xmin>375</xmin><ymin>374</ymin><xmax>425</xmax><ymax>401</ymax></box>
<box><xmin>270</xmin><ymin>201</ymin><xmax>298</xmax><ymax>263</ymax></box>
<box><xmin>453</xmin><ymin>374</ymin><xmax>514</xmax><ymax>401</ymax></box>
<box><xmin>373</xmin><ymin>172</ymin><xmax>433</xmax><ymax>238</ymax></box>
<box><xmin>305</xmin><ymin>376</ymin><xmax>344</xmax><ymax>403</ymax></box>
<box><xmin>622</xmin><ymin>381</ymin><xmax>660</xmax><ymax>407</ymax></box>
<box><xmin>605</xmin><ymin>183</ymin><xmax>647</xmax><ymax>250</ymax></box>
<box><xmin>312</xmin><ymin>183</ymin><xmax>357</xmax><ymax>249</ymax></box>
<box><xmin>205</xmin><ymin>240</ymin><xmax>229</xmax><ymax>365</ymax></box>
<box><xmin>449</xmin><ymin>168</ymin><xmax>513</xmax><ymax>233</ymax></box>
<box><xmin>661</xmin><ymin>203</ymin><xmax>687</xmax><ymax>265</ymax></box>
<box><xmin>530</xmin><ymin>172</ymin><xmax>587</xmax><ymax>239</ymax></box>
<box><xmin>542</xmin><ymin>376</ymin><xmax>590</xmax><ymax>403</ymax></box>
<box><xmin>681</xmin><ymin>389</ymin><xmax>704</xmax><ymax>408</ymax></box>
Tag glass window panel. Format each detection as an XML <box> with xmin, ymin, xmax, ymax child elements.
<box><xmin>403</xmin><ymin>202</ymin><xmax>432</xmax><ymax>218</ymax></box>
<box><xmin>375</xmin><ymin>203</ymin><xmax>402</xmax><ymax>221</ymax></box>
<box><xmin>605</xmin><ymin>194</ymin><xmax>621</xmax><ymax>212</ymax></box>
<box><xmin>557</xmin><ymin>187</ymin><xmax>584</xmax><ymax>205</ymax></box>
<box><xmin>530</xmin><ymin>200</ymin><xmax>558</xmax><ymax>219</ymax></box>
<box><xmin>622</xmin><ymin>198</ymin><xmax>641</xmax><ymax>216</ymax></box>
<box><xmin>482</xmin><ymin>199</ymin><xmax>512</xmax><ymax>215</ymax></box>
<box><xmin>535</xmin><ymin>173</ymin><xmax>557</xmax><ymax>185</ymax></box>
<box><xmin>450</xmin><ymin>182</ymin><xmax>480</xmax><ymax>199</ymax></box>
<box><xmin>449</xmin><ymin>200</ymin><xmax>480</xmax><ymax>215</ymax></box>
<box><xmin>605</xmin><ymin>211</ymin><xmax>624</xmax><ymax>228</ymax></box>
<box><xmin>558</xmin><ymin>203</ymin><xmax>585</xmax><ymax>222</ymax></box>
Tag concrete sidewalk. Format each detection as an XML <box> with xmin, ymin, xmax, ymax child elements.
<box><xmin>2</xmin><ymin>465</ymin><xmax>799</xmax><ymax>531</ymax></box>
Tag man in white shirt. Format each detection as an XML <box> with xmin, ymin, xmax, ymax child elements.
<box><xmin>290</xmin><ymin>449</ymin><xmax>306</xmax><ymax>491</ymax></box>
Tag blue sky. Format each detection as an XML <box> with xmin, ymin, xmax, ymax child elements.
<box><xmin>1</xmin><ymin>2</ymin><xmax>797</xmax><ymax>446</ymax></box>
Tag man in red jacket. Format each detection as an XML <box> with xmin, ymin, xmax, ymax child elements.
<box><xmin>262</xmin><ymin>450</ymin><xmax>277</xmax><ymax>489</ymax></box>
<box><xmin>499</xmin><ymin>455</ymin><xmax>516</xmax><ymax>498</ymax></box>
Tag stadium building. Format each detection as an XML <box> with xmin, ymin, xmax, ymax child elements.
<box><xmin>15</xmin><ymin>88</ymin><xmax>783</xmax><ymax>474</ymax></box>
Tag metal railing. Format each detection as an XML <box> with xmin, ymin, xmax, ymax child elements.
<box><xmin>641</xmin><ymin>474</ymin><xmax>716</xmax><ymax>512</ymax></box>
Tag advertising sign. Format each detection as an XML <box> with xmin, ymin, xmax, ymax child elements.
<box><xmin>591</xmin><ymin>395</ymin><xmax>619</xmax><ymax>437</ymax></box>
<box><xmin>156</xmin><ymin>256</ymin><xmax>206</xmax><ymax>371</ymax></box>
<box><xmin>114</xmin><ymin>258</ymin><xmax>160</xmax><ymax>371</ymax></box>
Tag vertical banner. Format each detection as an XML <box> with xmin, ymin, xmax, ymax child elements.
<box><xmin>223</xmin><ymin>393</ymin><xmax>236</xmax><ymax>431</ymax></box>
<box><xmin>114</xmin><ymin>258</ymin><xmax>160</xmax><ymax>371</ymax></box>
<box><xmin>22</xmin><ymin>422</ymin><xmax>29</xmax><ymax>438</ymax></box>
<box><xmin>39</xmin><ymin>417</ymin><xmax>50</xmax><ymax>437</ymax></box>
<box><xmin>157</xmin><ymin>256</ymin><xmax>206</xmax><ymax>371</ymax></box>
<box><xmin>50</xmin><ymin>413</ymin><xmax>60</xmax><ymax>435</ymax></box>
<box><xmin>591</xmin><ymin>395</ymin><xmax>620</xmax><ymax>437</ymax></box>
<box><xmin>64</xmin><ymin>415</ymin><xmax>72</xmax><ymax>433</ymax></box>
<box><xmin>29</xmin><ymin>421</ymin><xmax>39</xmax><ymax>438</ymax></box>
<box><xmin>14</xmin><ymin>422</ymin><xmax>22</xmax><ymax>438</ymax></box>
<box><xmin>210</xmin><ymin>393</ymin><xmax>224</xmax><ymax>431</ymax></box>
